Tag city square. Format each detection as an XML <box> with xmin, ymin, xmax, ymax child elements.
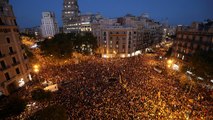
<box><xmin>0</xmin><ymin>0</ymin><xmax>213</xmax><ymax>119</ymax></box>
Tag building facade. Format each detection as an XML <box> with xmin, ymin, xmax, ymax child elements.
<box><xmin>100</xmin><ymin>26</ymin><xmax>138</xmax><ymax>58</ymax></box>
<box><xmin>172</xmin><ymin>20</ymin><xmax>213</xmax><ymax>61</ymax></box>
<box><xmin>0</xmin><ymin>0</ymin><xmax>31</xmax><ymax>96</ymax></box>
<box><xmin>41</xmin><ymin>12</ymin><xmax>59</xmax><ymax>38</ymax></box>
<box><xmin>92</xmin><ymin>14</ymin><xmax>163</xmax><ymax>58</ymax></box>
<box><xmin>62</xmin><ymin>0</ymin><xmax>80</xmax><ymax>33</ymax></box>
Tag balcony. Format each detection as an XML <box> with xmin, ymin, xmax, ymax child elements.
<box><xmin>0</xmin><ymin>54</ymin><xmax>6</xmax><ymax>59</ymax></box>
<box><xmin>9</xmin><ymin>51</ymin><xmax>17</xmax><ymax>55</ymax></box>
<box><xmin>12</xmin><ymin>61</ymin><xmax>20</xmax><ymax>67</ymax></box>
<box><xmin>0</xmin><ymin>65</ymin><xmax>10</xmax><ymax>71</ymax></box>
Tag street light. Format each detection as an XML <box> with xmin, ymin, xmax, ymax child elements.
<box><xmin>33</xmin><ymin>64</ymin><xmax>40</xmax><ymax>73</ymax></box>
<box><xmin>167</xmin><ymin>59</ymin><xmax>173</xmax><ymax>68</ymax></box>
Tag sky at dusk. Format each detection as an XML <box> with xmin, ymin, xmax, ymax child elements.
<box><xmin>10</xmin><ymin>0</ymin><xmax>213</xmax><ymax>28</ymax></box>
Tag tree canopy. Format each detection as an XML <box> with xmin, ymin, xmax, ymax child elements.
<box><xmin>0</xmin><ymin>96</ymin><xmax>27</xmax><ymax>119</ymax></box>
<box><xmin>39</xmin><ymin>32</ymin><xmax>97</xmax><ymax>58</ymax></box>
<box><xmin>29</xmin><ymin>105</ymin><xmax>68</xmax><ymax>120</ymax></box>
<box><xmin>31</xmin><ymin>88</ymin><xmax>52</xmax><ymax>101</ymax></box>
<box><xmin>189</xmin><ymin>50</ymin><xmax>213</xmax><ymax>78</ymax></box>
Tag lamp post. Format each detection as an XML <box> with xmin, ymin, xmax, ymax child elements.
<box><xmin>33</xmin><ymin>64</ymin><xmax>40</xmax><ymax>73</ymax></box>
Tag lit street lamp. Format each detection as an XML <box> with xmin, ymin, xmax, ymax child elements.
<box><xmin>33</xmin><ymin>64</ymin><xmax>40</xmax><ymax>73</ymax></box>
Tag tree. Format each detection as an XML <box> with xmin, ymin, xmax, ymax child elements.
<box><xmin>164</xmin><ymin>47</ymin><xmax>172</xmax><ymax>58</ymax></box>
<box><xmin>39</xmin><ymin>33</ymin><xmax>98</xmax><ymax>58</ymax></box>
<box><xmin>31</xmin><ymin>88</ymin><xmax>52</xmax><ymax>101</ymax></box>
<box><xmin>29</xmin><ymin>105</ymin><xmax>68</xmax><ymax>120</ymax></box>
<box><xmin>0</xmin><ymin>96</ymin><xmax>27</xmax><ymax>119</ymax></box>
<box><xmin>39</xmin><ymin>33</ymin><xmax>74</xmax><ymax>58</ymax></box>
<box><xmin>189</xmin><ymin>50</ymin><xmax>213</xmax><ymax>78</ymax></box>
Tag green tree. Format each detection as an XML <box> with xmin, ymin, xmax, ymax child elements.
<box><xmin>31</xmin><ymin>88</ymin><xmax>52</xmax><ymax>101</ymax></box>
<box><xmin>0</xmin><ymin>96</ymin><xmax>27</xmax><ymax>119</ymax></box>
<box><xmin>29</xmin><ymin>105</ymin><xmax>68</xmax><ymax>120</ymax></box>
<box><xmin>39</xmin><ymin>33</ymin><xmax>97</xmax><ymax>58</ymax></box>
<box><xmin>164</xmin><ymin>47</ymin><xmax>172</xmax><ymax>58</ymax></box>
<box><xmin>189</xmin><ymin>50</ymin><xmax>213</xmax><ymax>78</ymax></box>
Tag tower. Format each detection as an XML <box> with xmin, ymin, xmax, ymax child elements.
<box><xmin>41</xmin><ymin>11</ymin><xmax>59</xmax><ymax>38</ymax></box>
<box><xmin>0</xmin><ymin>0</ymin><xmax>31</xmax><ymax>95</ymax></box>
<box><xmin>62</xmin><ymin>0</ymin><xmax>80</xmax><ymax>33</ymax></box>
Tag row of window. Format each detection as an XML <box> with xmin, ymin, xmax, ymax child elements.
<box><xmin>4</xmin><ymin>67</ymin><xmax>20</xmax><ymax>81</ymax></box>
<box><xmin>0</xmin><ymin>46</ymin><xmax>27</xmax><ymax>59</ymax></box>
<box><xmin>0</xmin><ymin>56</ymin><xmax>18</xmax><ymax>68</ymax></box>
<box><xmin>0</xmin><ymin>28</ymin><xmax>19</xmax><ymax>33</ymax></box>
<box><xmin>103</xmin><ymin>31</ymin><xmax>137</xmax><ymax>36</ymax></box>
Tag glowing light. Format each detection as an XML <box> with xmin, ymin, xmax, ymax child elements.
<box><xmin>167</xmin><ymin>59</ymin><xmax>173</xmax><ymax>65</ymax></box>
<box><xmin>103</xmin><ymin>54</ymin><xmax>108</xmax><ymax>58</ymax></box>
<box><xmin>172</xmin><ymin>64</ymin><xmax>179</xmax><ymax>71</ymax></box>
<box><xmin>121</xmin><ymin>54</ymin><xmax>125</xmax><ymax>58</ymax></box>
<box><xmin>28</xmin><ymin>74</ymin><xmax>32</xmax><ymax>81</ymax></box>
<box><xmin>18</xmin><ymin>78</ymin><xmax>25</xmax><ymax>87</ymax></box>
<box><xmin>33</xmin><ymin>64</ymin><xmax>40</xmax><ymax>73</ymax></box>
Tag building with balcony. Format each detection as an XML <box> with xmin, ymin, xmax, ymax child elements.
<box><xmin>41</xmin><ymin>12</ymin><xmax>59</xmax><ymax>38</ymax></box>
<box><xmin>0</xmin><ymin>0</ymin><xmax>31</xmax><ymax>96</ymax></box>
<box><xmin>92</xmin><ymin>14</ymin><xmax>163</xmax><ymax>58</ymax></box>
<box><xmin>172</xmin><ymin>20</ymin><xmax>213</xmax><ymax>61</ymax></box>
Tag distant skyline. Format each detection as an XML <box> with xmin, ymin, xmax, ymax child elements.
<box><xmin>10</xmin><ymin>0</ymin><xmax>213</xmax><ymax>28</ymax></box>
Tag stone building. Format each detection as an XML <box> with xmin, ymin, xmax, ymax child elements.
<box><xmin>0</xmin><ymin>0</ymin><xmax>31</xmax><ymax>96</ymax></box>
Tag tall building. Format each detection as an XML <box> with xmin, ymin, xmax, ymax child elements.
<box><xmin>62</xmin><ymin>0</ymin><xmax>80</xmax><ymax>33</ymax></box>
<box><xmin>0</xmin><ymin>0</ymin><xmax>31</xmax><ymax>96</ymax></box>
<box><xmin>41</xmin><ymin>12</ymin><xmax>59</xmax><ymax>38</ymax></box>
<box><xmin>172</xmin><ymin>20</ymin><xmax>213</xmax><ymax>61</ymax></box>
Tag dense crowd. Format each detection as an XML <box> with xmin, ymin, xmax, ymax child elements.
<box><xmin>27</xmin><ymin>54</ymin><xmax>213</xmax><ymax>119</ymax></box>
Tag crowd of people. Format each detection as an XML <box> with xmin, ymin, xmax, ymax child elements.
<box><xmin>23</xmin><ymin>53</ymin><xmax>212</xmax><ymax>119</ymax></box>
<box><xmin>6</xmin><ymin>50</ymin><xmax>213</xmax><ymax>119</ymax></box>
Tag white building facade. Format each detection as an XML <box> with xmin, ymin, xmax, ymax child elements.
<box><xmin>41</xmin><ymin>12</ymin><xmax>59</xmax><ymax>38</ymax></box>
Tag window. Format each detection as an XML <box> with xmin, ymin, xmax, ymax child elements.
<box><xmin>4</xmin><ymin>72</ymin><xmax>10</xmax><ymax>80</ymax></box>
<box><xmin>12</xmin><ymin>57</ymin><xmax>17</xmax><ymax>64</ymax></box>
<box><xmin>0</xmin><ymin>60</ymin><xmax>6</xmax><ymax>69</ymax></box>
<box><xmin>6</xmin><ymin>37</ymin><xmax>10</xmax><ymax>43</ymax></box>
<box><xmin>0</xmin><ymin>18</ymin><xmax>4</xmax><ymax>25</ymax></box>
<box><xmin>14</xmin><ymin>20</ymin><xmax>17</xmax><ymax>26</ymax></box>
<box><xmin>0</xmin><ymin>6</ymin><xmax>3</xmax><ymax>12</ymax></box>
<box><xmin>103</xmin><ymin>32</ymin><xmax>106</xmax><ymax>36</ymax></box>
<box><xmin>199</xmin><ymin>36</ymin><xmax>202</xmax><ymax>41</ymax></box>
<box><xmin>26</xmin><ymin>64</ymin><xmax>29</xmax><ymax>70</ymax></box>
<box><xmin>15</xmin><ymin>68</ymin><xmax>20</xmax><ymax>74</ymax></box>
<box><xmin>9</xmin><ymin>47</ymin><xmax>13</xmax><ymax>53</ymax></box>
<box><xmin>23</xmin><ymin>53</ymin><xmax>27</xmax><ymax>59</ymax></box>
<box><xmin>0</xmin><ymin>50</ymin><xmax>2</xmax><ymax>57</ymax></box>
